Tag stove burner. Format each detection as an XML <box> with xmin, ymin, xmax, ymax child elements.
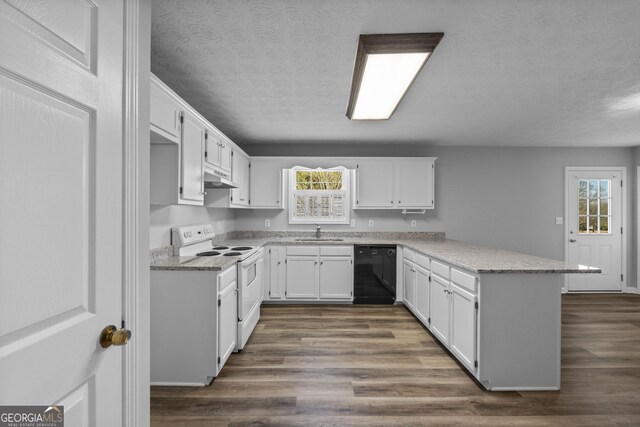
<box><xmin>196</xmin><ymin>251</ymin><xmax>221</xmax><ymax>256</ymax></box>
<box><xmin>231</xmin><ymin>246</ymin><xmax>253</xmax><ymax>251</ymax></box>
<box><xmin>223</xmin><ymin>252</ymin><xmax>242</xmax><ymax>257</ymax></box>
<box><xmin>212</xmin><ymin>246</ymin><xmax>229</xmax><ymax>250</ymax></box>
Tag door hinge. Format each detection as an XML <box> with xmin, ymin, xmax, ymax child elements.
<box><xmin>179</xmin><ymin>113</ymin><xmax>184</xmax><ymax>123</ymax></box>
<box><xmin>350</xmin><ymin>291</ymin><xmax>353</xmax><ymax>296</ymax></box>
<box><xmin>269</xmin><ymin>249</ymin><xmax>271</xmax><ymax>254</ymax></box>
<box><xmin>204</xmin><ymin>151</ymin><xmax>208</xmax><ymax>158</ymax></box>
<box><xmin>179</xmin><ymin>186</ymin><xmax>183</xmax><ymax>194</ymax></box>
<box><xmin>121</xmin><ymin>319</ymin><xmax>126</xmax><ymax>329</ymax></box>
<box><xmin>621</xmin><ymin>227</ymin><xmax>623</xmax><ymax>234</ymax></box>
<box><xmin>428</xmin><ymin>276</ymin><xmax>431</xmax><ymax>282</ymax></box>
<box><xmin>621</xmin><ymin>274</ymin><xmax>624</xmax><ymax>282</ymax></box>
<box><xmin>351</xmin><ymin>259</ymin><xmax>353</xmax><ymax>264</ymax></box>
<box><xmin>285</xmin><ymin>290</ymin><xmax>287</xmax><ymax>296</ymax></box>
<box><xmin>474</xmin><ymin>360</ymin><xmax>478</xmax><ymax>368</ymax></box>
<box><xmin>269</xmin><ymin>290</ymin><xmax>271</xmax><ymax>296</ymax></box>
<box><xmin>218</xmin><ymin>299</ymin><xmax>221</xmax><ymax>307</ymax></box>
<box><xmin>475</xmin><ymin>301</ymin><xmax>479</xmax><ymax>309</ymax></box>
<box><xmin>620</xmin><ymin>180</ymin><xmax>623</xmax><ymax>187</ymax></box>
<box><xmin>217</xmin><ymin>356</ymin><xmax>221</xmax><ymax>364</ymax></box>
<box><xmin>356</xmin><ymin>164</ymin><xmax>359</xmax><ymax>169</ymax></box>
<box><xmin>230</xmin><ymin>196</ymin><xmax>233</xmax><ymax>202</ymax></box>
<box><xmin>231</xmin><ymin>151</ymin><xmax>234</xmax><ymax>157</ymax></box>
<box><xmin>204</xmin><ymin>132</ymin><xmax>208</xmax><ymax>140</ymax></box>
<box><xmin>428</xmin><ymin>317</ymin><xmax>431</xmax><ymax>323</ymax></box>
<box><xmin>249</xmin><ymin>163</ymin><xmax>251</xmax><ymax>168</ymax></box>
<box><xmin>285</xmin><ymin>259</ymin><xmax>287</xmax><ymax>264</ymax></box>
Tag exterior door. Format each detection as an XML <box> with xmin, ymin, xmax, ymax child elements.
<box><xmin>567</xmin><ymin>169</ymin><xmax>623</xmax><ymax>291</ymax></box>
<box><xmin>0</xmin><ymin>0</ymin><xmax>126</xmax><ymax>424</ymax></box>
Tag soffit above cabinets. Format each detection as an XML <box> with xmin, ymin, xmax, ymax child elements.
<box><xmin>151</xmin><ymin>0</ymin><xmax>640</xmax><ymax>147</ymax></box>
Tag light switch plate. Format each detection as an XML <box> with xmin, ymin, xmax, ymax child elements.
<box><xmin>350</xmin><ymin>219</ymin><xmax>356</xmax><ymax>227</ymax></box>
<box><xmin>555</xmin><ymin>217</ymin><xmax>563</xmax><ymax>225</ymax></box>
<box><xmin>368</xmin><ymin>220</ymin><xmax>374</xmax><ymax>227</ymax></box>
<box><xmin>411</xmin><ymin>220</ymin><xmax>417</xmax><ymax>227</ymax></box>
<box><xmin>265</xmin><ymin>219</ymin><xmax>271</xmax><ymax>227</ymax></box>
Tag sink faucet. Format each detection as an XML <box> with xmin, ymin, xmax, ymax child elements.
<box><xmin>315</xmin><ymin>223</ymin><xmax>321</xmax><ymax>239</ymax></box>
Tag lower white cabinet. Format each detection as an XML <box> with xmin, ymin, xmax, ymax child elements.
<box><xmin>403</xmin><ymin>259</ymin><xmax>416</xmax><ymax>310</ymax></box>
<box><xmin>217</xmin><ymin>267</ymin><xmax>237</xmax><ymax>369</ymax></box>
<box><xmin>319</xmin><ymin>257</ymin><xmax>352</xmax><ymax>299</ymax></box>
<box><xmin>415</xmin><ymin>264</ymin><xmax>430</xmax><ymax>323</ymax></box>
<box><xmin>264</xmin><ymin>246</ymin><xmax>353</xmax><ymax>302</ymax></box>
<box><xmin>429</xmin><ymin>272</ymin><xmax>451</xmax><ymax>346</ymax></box>
<box><xmin>450</xmin><ymin>282</ymin><xmax>477</xmax><ymax>371</ymax></box>
<box><xmin>286</xmin><ymin>255</ymin><xmax>319</xmax><ymax>299</ymax></box>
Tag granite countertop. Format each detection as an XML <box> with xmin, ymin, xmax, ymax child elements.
<box><xmin>150</xmin><ymin>246</ymin><xmax>238</xmax><ymax>271</ymax></box>
<box><xmin>150</xmin><ymin>231</ymin><xmax>601</xmax><ymax>274</ymax></box>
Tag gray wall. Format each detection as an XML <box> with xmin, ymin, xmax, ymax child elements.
<box><xmin>241</xmin><ymin>144</ymin><xmax>637</xmax><ymax>287</ymax></box>
<box><xmin>150</xmin><ymin>205</ymin><xmax>234</xmax><ymax>248</ymax></box>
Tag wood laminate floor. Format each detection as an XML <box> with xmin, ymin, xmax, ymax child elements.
<box><xmin>151</xmin><ymin>294</ymin><xmax>640</xmax><ymax>426</ymax></box>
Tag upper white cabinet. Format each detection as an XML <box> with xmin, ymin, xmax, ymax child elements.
<box><xmin>396</xmin><ymin>158</ymin><xmax>435</xmax><ymax>209</ymax></box>
<box><xmin>150</xmin><ymin>75</ymin><xmax>181</xmax><ymax>144</ymax></box>
<box><xmin>180</xmin><ymin>112</ymin><xmax>205</xmax><ymax>204</ymax></box>
<box><xmin>204</xmin><ymin>128</ymin><xmax>232</xmax><ymax>174</ymax></box>
<box><xmin>356</xmin><ymin>161</ymin><xmax>395</xmax><ymax>208</ymax></box>
<box><xmin>230</xmin><ymin>150</ymin><xmax>250</xmax><ymax>207</ymax></box>
<box><xmin>249</xmin><ymin>159</ymin><xmax>283</xmax><ymax>208</ymax></box>
<box><xmin>355</xmin><ymin>158</ymin><xmax>436</xmax><ymax>209</ymax></box>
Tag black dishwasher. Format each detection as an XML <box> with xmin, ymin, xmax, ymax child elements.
<box><xmin>354</xmin><ymin>245</ymin><xmax>397</xmax><ymax>304</ymax></box>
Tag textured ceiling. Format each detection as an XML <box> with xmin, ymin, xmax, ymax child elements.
<box><xmin>151</xmin><ymin>0</ymin><xmax>640</xmax><ymax>147</ymax></box>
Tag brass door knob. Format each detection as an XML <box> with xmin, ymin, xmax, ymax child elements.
<box><xmin>100</xmin><ymin>325</ymin><xmax>132</xmax><ymax>348</ymax></box>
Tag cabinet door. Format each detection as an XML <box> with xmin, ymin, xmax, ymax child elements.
<box><xmin>319</xmin><ymin>257</ymin><xmax>352</xmax><ymax>299</ymax></box>
<box><xmin>415</xmin><ymin>265</ymin><xmax>430</xmax><ymax>323</ymax></box>
<box><xmin>150</xmin><ymin>79</ymin><xmax>181</xmax><ymax>143</ymax></box>
<box><xmin>268</xmin><ymin>247</ymin><xmax>286</xmax><ymax>299</ymax></box>
<box><xmin>231</xmin><ymin>151</ymin><xmax>249</xmax><ymax>206</ymax></box>
<box><xmin>450</xmin><ymin>283</ymin><xmax>477</xmax><ymax>371</ymax></box>
<box><xmin>204</xmin><ymin>129</ymin><xmax>221</xmax><ymax>169</ymax></box>
<box><xmin>286</xmin><ymin>256</ymin><xmax>318</xmax><ymax>299</ymax></box>
<box><xmin>180</xmin><ymin>113</ymin><xmax>205</xmax><ymax>204</ymax></box>
<box><xmin>356</xmin><ymin>161</ymin><xmax>394</xmax><ymax>208</ymax></box>
<box><xmin>430</xmin><ymin>274</ymin><xmax>450</xmax><ymax>346</ymax></box>
<box><xmin>218</xmin><ymin>281</ymin><xmax>237</xmax><ymax>370</ymax></box>
<box><xmin>249</xmin><ymin>160</ymin><xmax>282</xmax><ymax>208</ymax></box>
<box><xmin>403</xmin><ymin>259</ymin><xmax>416</xmax><ymax>310</ymax></box>
<box><xmin>219</xmin><ymin>140</ymin><xmax>232</xmax><ymax>173</ymax></box>
<box><xmin>395</xmin><ymin>159</ymin><xmax>434</xmax><ymax>208</ymax></box>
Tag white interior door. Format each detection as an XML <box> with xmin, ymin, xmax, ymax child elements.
<box><xmin>0</xmin><ymin>0</ymin><xmax>126</xmax><ymax>424</ymax></box>
<box><xmin>567</xmin><ymin>170</ymin><xmax>623</xmax><ymax>291</ymax></box>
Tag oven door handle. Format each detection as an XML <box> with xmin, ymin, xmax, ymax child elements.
<box><xmin>240</xmin><ymin>249</ymin><xmax>262</xmax><ymax>268</ymax></box>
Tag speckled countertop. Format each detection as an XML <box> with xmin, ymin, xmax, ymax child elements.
<box><xmin>150</xmin><ymin>231</ymin><xmax>601</xmax><ymax>274</ymax></box>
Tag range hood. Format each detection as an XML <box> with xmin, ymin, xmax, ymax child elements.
<box><xmin>204</xmin><ymin>168</ymin><xmax>238</xmax><ymax>189</ymax></box>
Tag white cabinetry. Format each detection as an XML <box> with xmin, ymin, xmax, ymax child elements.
<box><xmin>150</xmin><ymin>74</ymin><xmax>181</xmax><ymax>144</ymax></box>
<box><xmin>230</xmin><ymin>151</ymin><xmax>250</xmax><ymax>207</ymax></box>
<box><xmin>429</xmin><ymin>269</ymin><xmax>451</xmax><ymax>346</ymax></box>
<box><xmin>204</xmin><ymin>129</ymin><xmax>232</xmax><ymax>174</ymax></box>
<box><xmin>217</xmin><ymin>266</ymin><xmax>237</xmax><ymax>370</ymax></box>
<box><xmin>249</xmin><ymin>159</ymin><xmax>283</xmax><ymax>208</ymax></box>
<box><xmin>356</xmin><ymin>161</ymin><xmax>395</xmax><ymax>208</ymax></box>
<box><xmin>402</xmin><ymin>259</ymin><xmax>416</xmax><ymax>310</ymax></box>
<box><xmin>355</xmin><ymin>158</ymin><xmax>436</xmax><ymax>209</ymax></box>
<box><xmin>264</xmin><ymin>246</ymin><xmax>353</xmax><ymax>302</ymax></box>
<box><xmin>415</xmin><ymin>264</ymin><xmax>430</xmax><ymax>323</ymax></box>
<box><xmin>268</xmin><ymin>246</ymin><xmax>286</xmax><ymax>299</ymax></box>
<box><xmin>286</xmin><ymin>255</ymin><xmax>319</xmax><ymax>299</ymax></box>
<box><xmin>180</xmin><ymin>112</ymin><xmax>205</xmax><ymax>204</ymax></box>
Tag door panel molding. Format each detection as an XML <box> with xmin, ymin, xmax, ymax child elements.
<box><xmin>564</xmin><ymin>167</ymin><xmax>626</xmax><ymax>292</ymax></box>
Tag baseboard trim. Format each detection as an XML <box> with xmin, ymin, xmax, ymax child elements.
<box><xmin>623</xmin><ymin>286</ymin><xmax>639</xmax><ymax>294</ymax></box>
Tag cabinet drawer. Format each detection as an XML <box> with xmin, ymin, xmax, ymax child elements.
<box><xmin>319</xmin><ymin>246</ymin><xmax>352</xmax><ymax>256</ymax></box>
<box><xmin>403</xmin><ymin>247</ymin><xmax>415</xmax><ymax>262</ymax></box>
<box><xmin>286</xmin><ymin>246</ymin><xmax>319</xmax><ymax>256</ymax></box>
<box><xmin>217</xmin><ymin>265</ymin><xmax>237</xmax><ymax>292</ymax></box>
<box><xmin>415</xmin><ymin>253</ymin><xmax>430</xmax><ymax>270</ymax></box>
<box><xmin>451</xmin><ymin>268</ymin><xmax>477</xmax><ymax>293</ymax></box>
<box><xmin>431</xmin><ymin>260</ymin><xmax>450</xmax><ymax>280</ymax></box>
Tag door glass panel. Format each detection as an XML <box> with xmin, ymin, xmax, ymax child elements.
<box><xmin>578</xmin><ymin>179</ymin><xmax>611</xmax><ymax>235</ymax></box>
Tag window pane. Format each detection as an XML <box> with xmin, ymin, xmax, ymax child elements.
<box><xmin>579</xmin><ymin>216</ymin><xmax>587</xmax><ymax>232</ymax></box>
<box><xmin>600</xmin><ymin>199</ymin><xmax>609</xmax><ymax>216</ymax></box>
<box><xmin>588</xmin><ymin>216</ymin><xmax>598</xmax><ymax>233</ymax></box>
<box><xmin>599</xmin><ymin>216</ymin><xmax>609</xmax><ymax>233</ymax></box>
<box><xmin>589</xmin><ymin>180</ymin><xmax>598</xmax><ymax>197</ymax></box>
<box><xmin>599</xmin><ymin>180</ymin><xmax>609</xmax><ymax>198</ymax></box>
<box><xmin>578</xmin><ymin>180</ymin><xmax>587</xmax><ymax>198</ymax></box>
<box><xmin>296</xmin><ymin>182</ymin><xmax>310</xmax><ymax>190</ymax></box>
<box><xmin>589</xmin><ymin>199</ymin><xmax>598</xmax><ymax>215</ymax></box>
<box><xmin>296</xmin><ymin>171</ymin><xmax>310</xmax><ymax>182</ymax></box>
<box><xmin>579</xmin><ymin>199</ymin><xmax>587</xmax><ymax>215</ymax></box>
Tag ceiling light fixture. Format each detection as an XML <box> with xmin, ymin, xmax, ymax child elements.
<box><xmin>346</xmin><ymin>33</ymin><xmax>444</xmax><ymax>120</ymax></box>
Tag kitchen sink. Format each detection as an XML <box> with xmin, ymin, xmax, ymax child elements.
<box><xmin>295</xmin><ymin>238</ymin><xmax>344</xmax><ymax>242</ymax></box>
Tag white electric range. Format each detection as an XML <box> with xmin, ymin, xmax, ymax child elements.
<box><xmin>172</xmin><ymin>224</ymin><xmax>263</xmax><ymax>351</ymax></box>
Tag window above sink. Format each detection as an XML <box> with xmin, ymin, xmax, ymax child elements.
<box><xmin>288</xmin><ymin>166</ymin><xmax>351</xmax><ymax>225</ymax></box>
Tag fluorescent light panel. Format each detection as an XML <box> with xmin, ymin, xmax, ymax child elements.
<box><xmin>352</xmin><ymin>52</ymin><xmax>430</xmax><ymax>120</ymax></box>
<box><xmin>346</xmin><ymin>33</ymin><xmax>444</xmax><ymax>121</ymax></box>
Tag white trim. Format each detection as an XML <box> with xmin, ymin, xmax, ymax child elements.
<box><xmin>564</xmin><ymin>167</ymin><xmax>627</xmax><ymax>292</ymax></box>
<box><xmin>122</xmin><ymin>1</ymin><xmax>150</xmax><ymax>426</ymax></box>
<box><xmin>624</xmin><ymin>286</ymin><xmax>639</xmax><ymax>294</ymax></box>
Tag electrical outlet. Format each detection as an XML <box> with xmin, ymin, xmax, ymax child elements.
<box><xmin>411</xmin><ymin>220</ymin><xmax>417</xmax><ymax>227</ymax></box>
<box><xmin>368</xmin><ymin>220</ymin><xmax>374</xmax><ymax>227</ymax></box>
<box><xmin>265</xmin><ymin>219</ymin><xmax>271</xmax><ymax>228</ymax></box>
<box><xmin>350</xmin><ymin>219</ymin><xmax>356</xmax><ymax>227</ymax></box>
<box><xmin>555</xmin><ymin>217</ymin><xmax>563</xmax><ymax>225</ymax></box>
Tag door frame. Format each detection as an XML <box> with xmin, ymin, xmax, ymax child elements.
<box><xmin>122</xmin><ymin>1</ymin><xmax>150</xmax><ymax>426</ymax></box>
<box><xmin>563</xmin><ymin>167</ymin><xmax>627</xmax><ymax>293</ymax></box>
